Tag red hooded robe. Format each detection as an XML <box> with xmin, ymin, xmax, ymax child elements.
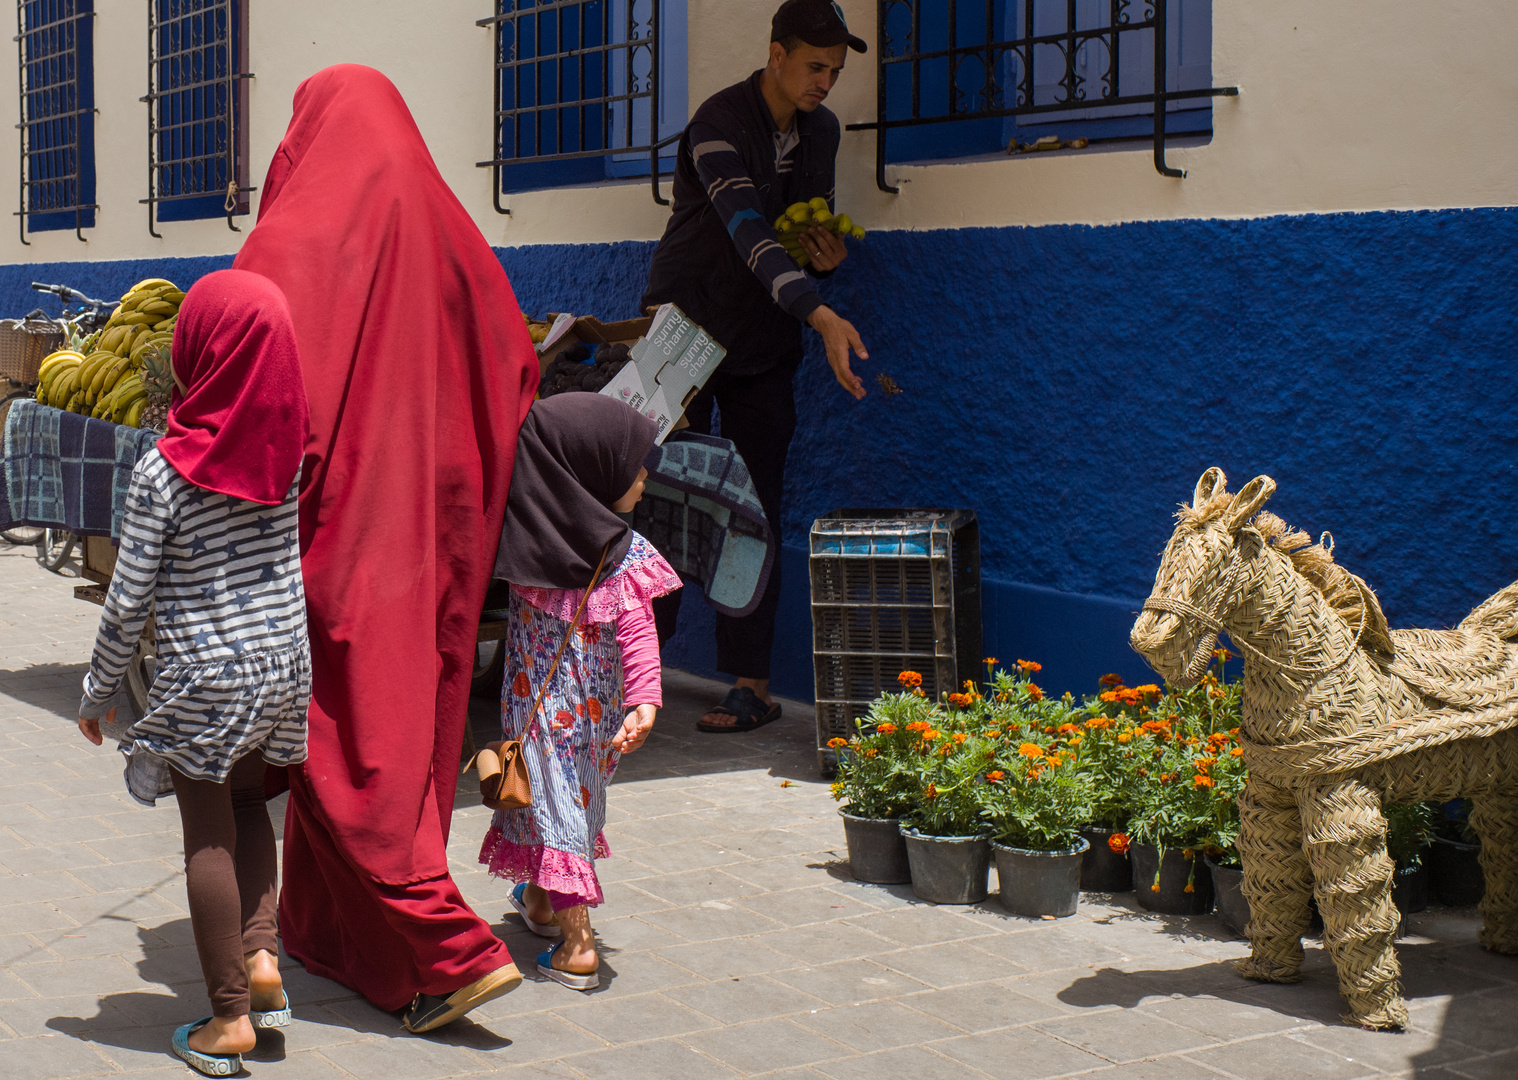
<box><xmin>234</xmin><ymin>65</ymin><xmax>537</xmax><ymax>1008</ymax></box>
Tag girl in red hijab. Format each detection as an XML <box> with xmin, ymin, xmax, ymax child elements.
<box><xmin>76</xmin><ymin>269</ymin><xmax>309</xmax><ymax>1074</ymax></box>
<box><xmin>234</xmin><ymin>65</ymin><xmax>539</xmax><ymax>1031</ymax></box>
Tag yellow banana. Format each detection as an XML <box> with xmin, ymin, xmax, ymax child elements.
<box><xmin>833</xmin><ymin>213</ymin><xmax>853</xmax><ymax>235</ymax></box>
<box><xmin>123</xmin><ymin>278</ymin><xmax>175</xmax><ymax>297</ymax></box>
<box><xmin>113</xmin><ymin>389</ymin><xmax>146</xmax><ymax>425</ymax></box>
<box><xmin>161</xmin><ymin>289</ymin><xmax>186</xmax><ymax>305</ymax></box>
<box><xmin>65</xmin><ymin>389</ymin><xmax>86</xmax><ymax>413</ymax></box>
<box><xmin>808</xmin><ymin>196</ymin><xmax>829</xmax><ymax>212</ymax></box>
<box><xmin>97</xmin><ymin>326</ymin><xmax>126</xmax><ymax>354</ymax></box>
<box><xmin>139</xmin><ymin>299</ymin><xmax>177</xmax><ymax>317</ymax></box>
<box><xmin>49</xmin><ymin>368</ymin><xmax>78</xmax><ymax>408</ymax></box>
<box><xmin>850</xmin><ymin>225</ymin><xmax>865</xmax><ymax>240</ymax></box>
<box><xmin>116</xmin><ymin>312</ymin><xmax>158</xmax><ymax>328</ymax></box>
<box><xmin>123</xmin><ymin>398</ymin><xmax>146</xmax><ymax>428</ymax></box>
<box><xmin>153</xmin><ymin>316</ymin><xmax>177</xmax><ymax>333</ymax></box>
<box><xmin>785</xmin><ymin>202</ymin><xmax>811</xmax><ymax>223</ymax></box>
<box><xmin>36</xmin><ymin>350</ymin><xmax>84</xmax><ymax>381</ymax></box>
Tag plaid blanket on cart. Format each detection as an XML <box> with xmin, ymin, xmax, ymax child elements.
<box><xmin>1</xmin><ymin>399</ymin><xmax>160</xmax><ymax>539</ymax></box>
<box><xmin>634</xmin><ymin>432</ymin><xmax>773</xmax><ymax>618</ymax></box>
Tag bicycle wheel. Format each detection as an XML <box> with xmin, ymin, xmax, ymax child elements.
<box><xmin>37</xmin><ymin>528</ymin><xmax>77</xmax><ymax>571</ymax></box>
<box><xmin>0</xmin><ymin>525</ymin><xmax>43</xmax><ymax>545</ymax></box>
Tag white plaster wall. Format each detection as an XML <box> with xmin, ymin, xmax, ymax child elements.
<box><xmin>2</xmin><ymin>0</ymin><xmax>1515</xmax><ymax>266</ymax></box>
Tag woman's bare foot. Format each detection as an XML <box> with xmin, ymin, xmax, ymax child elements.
<box><xmin>188</xmin><ymin>1014</ymin><xmax>256</xmax><ymax>1056</ymax></box>
<box><xmin>245</xmin><ymin>948</ymin><xmax>286</xmax><ymax>1012</ymax></box>
<box><xmin>553</xmin><ymin>905</ymin><xmax>599</xmax><ymax>974</ymax></box>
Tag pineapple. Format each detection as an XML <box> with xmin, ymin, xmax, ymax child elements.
<box><xmin>139</xmin><ymin>344</ymin><xmax>174</xmax><ymax>433</ymax></box>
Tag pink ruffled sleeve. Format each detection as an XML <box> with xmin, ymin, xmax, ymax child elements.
<box><xmin>616</xmin><ymin>603</ymin><xmax>662</xmax><ymax>707</ymax></box>
<box><xmin>511</xmin><ymin>532</ymin><xmax>681</xmax><ymax>624</ymax></box>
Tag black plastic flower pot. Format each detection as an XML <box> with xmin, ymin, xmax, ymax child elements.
<box><xmin>993</xmin><ymin>837</ymin><xmax>1089</xmax><ymax>918</ymax></box>
<box><xmin>1131</xmin><ymin>843</ymin><xmax>1214</xmax><ymax>915</ymax></box>
<box><xmin>839</xmin><ymin>807</ymin><xmax>912</xmax><ymax>884</ymax></box>
<box><xmin>1204</xmin><ymin>855</ymin><xmax>1249</xmax><ymax>936</ymax></box>
<box><xmin>900</xmin><ymin>826</ymin><xmax>991</xmax><ymax>904</ymax></box>
<box><xmin>1429</xmin><ymin>835</ymin><xmax>1484</xmax><ymax>907</ymax></box>
<box><xmin>1392</xmin><ymin>860</ymin><xmax>1429</xmax><ymax>917</ymax></box>
<box><xmin>1079</xmin><ymin>826</ymin><xmax>1133</xmax><ymax>893</ymax></box>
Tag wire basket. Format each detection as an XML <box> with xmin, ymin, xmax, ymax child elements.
<box><xmin>0</xmin><ymin>317</ymin><xmax>64</xmax><ymax>385</ymax></box>
<box><xmin>809</xmin><ymin>508</ymin><xmax>981</xmax><ymax>775</ymax></box>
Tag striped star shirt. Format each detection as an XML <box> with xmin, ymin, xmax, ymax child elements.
<box><xmin>79</xmin><ymin>448</ymin><xmax>309</xmax><ymax>806</ymax></box>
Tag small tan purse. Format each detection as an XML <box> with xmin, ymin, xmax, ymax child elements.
<box><xmin>467</xmin><ymin>545</ymin><xmax>609</xmax><ymax>811</ymax></box>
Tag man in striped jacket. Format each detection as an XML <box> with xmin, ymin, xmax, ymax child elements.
<box><xmin>643</xmin><ymin>0</ymin><xmax>869</xmax><ymax>733</ymax></box>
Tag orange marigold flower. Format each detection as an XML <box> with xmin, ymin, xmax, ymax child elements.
<box><xmin>985</xmin><ymin>729</ymin><xmax>1001</xmax><ymax>738</ymax></box>
<box><xmin>953</xmin><ymin>732</ymin><xmax>968</xmax><ymax>745</ymax></box>
<box><xmin>1085</xmin><ymin>716</ymin><xmax>1114</xmax><ymax>730</ymax></box>
<box><xmin>984</xmin><ymin>657</ymin><xmax>998</xmax><ymax>665</ymax></box>
<box><xmin>1117</xmin><ymin>733</ymin><xmax>1131</xmax><ymax>744</ymax></box>
<box><xmin>1018</xmin><ymin>742</ymin><xmax>1045</xmax><ymax>759</ymax></box>
<box><xmin>1108</xmin><ymin>833</ymin><xmax>1131</xmax><ymax>855</ymax></box>
<box><xmin>905</xmin><ymin>721</ymin><xmax>930</xmax><ymax>733</ymax></box>
<box><xmin>1026</xmin><ymin>683</ymin><xmax>1044</xmax><ymax>703</ymax></box>
<box><xmin>1099</xmin><ymin>690</ymin><xmax>1120</xmax><ymax>703</ymax></box>
<box><xmin>897</xmin><ymin>670</ymin><xmax>923</xmax><ymax>688</ymax></box>
<box><xmin>1134</xmin><ymin>684</ymin><xmax>1161</xmax><ymax>699</ymax></box>
<box><xmin>1026</xmin><ymin>767</ymin><xmax>1042</xmax><ymax>781</ymax></box>
<box><xmin>864</xmin><ymin>747</ymin><xmax>878</xmax><ymax>758</ymax></box>
<box><xmin>925</xmin><ymin>782</ymin><xmax>938</xmax><ymax>799</ymax></box>
<box><xmin>1151</xmin><ymin>882</ymin><xmax>1161</xmax><ymax>892</ymax></box>
<box><xmin>1210</xmin><ymin>688</ymin><xmax>1225</xmax><ymax>700</ymax></box>
<box><xmin>946</xmin><ymin>693</ymin><xmax>969</xmax><ymax>707</ymax></box>
<box><xmin>1068</xmin><ymin>735</ymin><xmax>1082</xmax><ymax>746</ymax></box>
<box><xmin>876</xmin><ymin>723</ymin><xmax>898</xmax><ymax>735</ymax></box>
<box><xmin>985</xmin><ymin>770</ymin><xmax>1005</xmax><ymax>782</ymax></box>
<box><xmin>1229</xmin><ymin>727</ymin><xmax>1240</xmax><ymax>737</ymax></box>
<box><xmin>1016</xmin><ymin>659</ymin><xmax>1043</xmax><ymax>673</ymax></box>
<box><xmin>1057</xmin><ymin>723</ymin><xmax>1079</xmax><ymax>735</ymax></box>
<box><xmin>1159</xmin><ymin>772</ymin><xmax>1176</xmax><ymax>784</ymax></box>
<box><xmin>827</xmin><ymin>737</ymin><xmax>848</xmax><ymax>749</ymax></box>
<box><xmin>1193</xmin><ymin>775</ymin><xmax>1216</xmax><ymax>788</ymax></box>
<box><xmin>920</xmin><ymin>730</ymin><xmax>940</xmax><ymax>743</ymax></box>
<box><xmin>1099</xmin><ymin>672</ymin><xmax>1125</xmax><ymax>687</ymax></box>
<box><xmin>1229</xmin><ymin>747</ymin><xmax>1243</xmax><ymax>758</ymax></box>
<box><xmin>1193</xmin><ymin>756</ymin><xmax>1217</xmax><ymax>770</ymax></box>
<box><xmin>1182</xmin><ymin>849</ymin><xmax>1194</xmax><ymax>859</ymax></box>
<box><xmin>1184</xmin><ymin>881</ymin><xmax>1195</xmax><ymax>893</ymax></box>
<box><xmin>1213</xmin><ymin>647</ymin><xmax>1232</xmax><ymax>662</ymax></box>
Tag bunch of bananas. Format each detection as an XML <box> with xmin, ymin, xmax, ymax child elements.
<box><xmin>33</xmin><ymin>277</ymin><xmax>182</xmax><ymax>427</ymax></box>
<box><xmin>773</xmin><ymin>198</ymin><xmax>867</xmax><ymax>267</ymax></box>
<box><xmin>523</xmin><ymin>311</ymin><xmax>551</xmax><ymax>345</ymax></box>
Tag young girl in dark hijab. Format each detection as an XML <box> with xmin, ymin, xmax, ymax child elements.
<box><xmin>480</xmin><ymin>394</ymin><xmax>680</xmax><ymax>989</ymax></box>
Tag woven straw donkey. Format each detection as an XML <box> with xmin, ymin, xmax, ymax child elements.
<box><xmin>1130</xmin><ymin>467</ymin><xmax>1518</xmax><ymax>1029</ymax></box>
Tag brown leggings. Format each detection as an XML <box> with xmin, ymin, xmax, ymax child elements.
<box><xmin>170</xmin><ymin>752</ymin><xmax>279</xmax><ymax>1018</ymax></box>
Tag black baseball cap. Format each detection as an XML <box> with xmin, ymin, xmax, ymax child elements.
<box><xmin>771</xmin><ymin>0</ymin><xmax>868</xmax><ymax>54</ymax></box>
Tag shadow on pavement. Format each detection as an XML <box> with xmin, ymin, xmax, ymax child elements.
<box><xmin>0</xmin><ymin>660</ymin><xmax>91</xmax><ymax>721</ymax></box>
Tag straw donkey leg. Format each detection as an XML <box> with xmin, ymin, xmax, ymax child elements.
<box><xmin>1471</xmin><ymin>794</ymin><xmax>1518</xmax><ymax>954</ymax></box>
<box><xmin>1234</xmin><ymin>775</ymin><xmax>1314</xmax><ymax>983</ymax></box>
<box><xmin>1297</xmin><ymin>777</ymin><xmax>1407</xmax><ymax>1029</ymax></box>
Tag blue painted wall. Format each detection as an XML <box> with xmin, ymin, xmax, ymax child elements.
<box><xmin>10</xmin><ymin>205</ymin><xmax>1518</xmax><ymax>700</ymax></box>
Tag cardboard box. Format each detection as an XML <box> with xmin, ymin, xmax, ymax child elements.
<box><xmin>536</xmin><ymin>305</ymin><xmax>725</xmax><ymax>444</ymax></box>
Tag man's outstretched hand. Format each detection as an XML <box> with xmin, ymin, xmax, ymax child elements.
<box><xmin>807</xmin><ymin>305</ymin><xmax>868</xmax><ymax>399</ymax></box>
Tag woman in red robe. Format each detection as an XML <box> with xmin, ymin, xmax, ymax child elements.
<box><xmin>234</xmin><ymin>65</ymin><xmax>539</xmax><ymax>1032</ymax></box>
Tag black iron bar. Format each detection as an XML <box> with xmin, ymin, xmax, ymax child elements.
<box><xmin>1152</xmin><ymin>0</ymin><xmax>1179</xmax><ymax>176</ymax></box>
<box><xmin>17</xmin><ymin>1</ymin><xmax>96</xmax><ymax>243</ymax></box>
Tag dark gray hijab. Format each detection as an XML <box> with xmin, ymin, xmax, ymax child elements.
<box><xmin>493</xmin><ymin>394</ymin><xmax>658</xmax><ymax>590</ymax></box>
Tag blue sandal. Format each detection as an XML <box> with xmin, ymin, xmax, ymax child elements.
<box><xmin>171</xmin><ymin>1018</ymin><xmax>242</xmax><ymax>1077</ymax></box>
<box><xmin>509</xmin><ymin>882</ymin><xmax>562</xmax><ymax>939</ymax></box>
<box><xmin>536</xmin><ymin>941</ymin><xmax>599</xmax><ymax>991</ymax></box>
<box><xmin>251</xmin><ymin>991</ymin><xmax>291</xmax><ymax>1029</ymax></box>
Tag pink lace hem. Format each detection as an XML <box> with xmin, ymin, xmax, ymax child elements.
<box><xmin>513</xmin><ymin>540</ymin><xmax>680</xmax><ymax>624</ymax></box>
<box><xmin>478</xmin><ymin>827</ymin><xmax>612</xmax><ymax>907</ymax></box>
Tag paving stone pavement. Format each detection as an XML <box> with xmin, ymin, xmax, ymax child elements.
<box><xmin>2</xmin><ymin>541</ymin><xmax>1517</xmax><ymax>1079</ymax></box>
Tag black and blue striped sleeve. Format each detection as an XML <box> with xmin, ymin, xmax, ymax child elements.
<box><xmin>689</xmin><ymin>121</ymin><xmax>824</xmax><ymax>325</ymax></box>
<box><xmin>79</xmin><ymin>462</ymin><xmax>168</xmax><ymax>718</ymax></box>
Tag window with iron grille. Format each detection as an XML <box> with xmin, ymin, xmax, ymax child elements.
<box><xmin>16</xmin><ymin>1</ymin><xmax>96</xmax><ymax>242</ymax></box>
<box><xmin>143</xmin><ymin>0</ymin><xmax>252</xmax><ymax>234</ymax></box>
<box><xmin>477</xmin><ymin>0</ymin><xmax>688</xmax><ymax>209</ymax></box>
<box><xmin>849</xmin><ymin>0</ymin><xmax>1236</xmax><ymax>189</ymax></box>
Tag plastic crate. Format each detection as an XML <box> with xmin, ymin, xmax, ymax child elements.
<box><xmin>809</xmin><ymin>509</ymin><xmax>981</xmax><ymax>775</ymax></box>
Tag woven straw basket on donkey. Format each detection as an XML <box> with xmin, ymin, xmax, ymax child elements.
<box><xmin>1129</xmin><ymin>467</ymin><xmax>1518</xmax><ymax>1030</ymax></box>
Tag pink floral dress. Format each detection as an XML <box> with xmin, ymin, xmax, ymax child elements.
<box><xmin>479</xmin><ymin>533</ymin><xmax>679</xmax><ymax>906</ymax></box>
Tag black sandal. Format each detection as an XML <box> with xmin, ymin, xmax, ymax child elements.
<box><xmin>696</xmin><ymin>687</ymin><xmax>782</xmax><ymax>734</ymax></box>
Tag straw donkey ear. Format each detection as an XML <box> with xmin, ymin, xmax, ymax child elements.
<box><xmin>1223</xmin><ymin>475</ymin><xmax>1277</xmax><ymax>533</ymax></box>
<box><xmin>1193</xmin><ymin>467</ymin><xmax>1227</xmax><ymax>509</ymax></box>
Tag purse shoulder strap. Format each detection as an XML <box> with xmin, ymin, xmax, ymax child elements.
<box><xmin>525</xmin><ymin>542</ymin><xmax>611</xmax><ymax>727</ymax></box>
